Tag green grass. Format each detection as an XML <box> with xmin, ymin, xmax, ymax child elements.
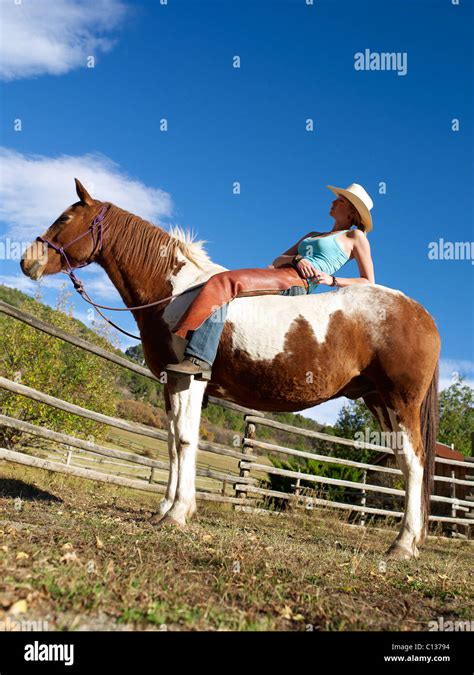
<box><xmin>0</xmin><ymin>462</ymin><xmax>473</xmax><ymax>631</ymax></box>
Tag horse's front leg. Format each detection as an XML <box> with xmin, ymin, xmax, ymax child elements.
<box><xmin>150</xmin><ymin>402</ymin><xmax>178</xmax><ymax>522</ymax></box>
<box><xmin>154</xmin><ymin>376</ymin><xmax>207</xmax><ymax>528</ymax></box>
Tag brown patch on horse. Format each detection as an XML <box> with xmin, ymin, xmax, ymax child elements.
<box><xmin>208</xmin><ymin>310</ymin><xmax>373</xmax><ymax>412</ymax></box>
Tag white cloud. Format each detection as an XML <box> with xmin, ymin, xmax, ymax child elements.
<box><xmin>0</xmin><ymin>147</ymin><xmax>173</xmax><ymax>239</ymax></box>
<box><xmin>439</xmin><ymin>358</ymin><xmax>474</xmax><ymax>391</ymax></box>
<box><xmin>0</xmin><ymin>273</ymin><xmax>37</xmax><ymax>294</ymax></box>
<box><xmin>80</xmin><ymin>269</ymin><xmax>123</xmax><ymax>301</ymax></box>
<box><xmin>0</xmin><ymin>0</ymin><xmax>127</xmax><ymax>81</ymax></box>
<box><xmin>0</xmin><ymin>272</ymin><xmax>66</xmax><ymax>294</ymax></box>
<box><xmin>0</xmin><ymin>269</ymin><xmax>120</xmax><ymax>305</ymax></box>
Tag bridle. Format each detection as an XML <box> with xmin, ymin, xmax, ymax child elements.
<box><xmin>37</xmin><ymin>204</ymin><xmax>110</xmax><ymax>291</ymax></box>
<box><xmin>36</xmin><ymin>203</ymin><xmax>201</xmax><ymax>340</ymax></box>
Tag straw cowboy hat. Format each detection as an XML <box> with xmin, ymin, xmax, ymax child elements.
<box><xmin>327</xmin><ymin>183</ymin><xmax>374</xmax><ymax>232</ymax></box>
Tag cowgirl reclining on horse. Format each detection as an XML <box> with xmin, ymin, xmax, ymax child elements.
<box><xmin>20</xmin><ymin>178</ymin><xmax>440</xmax><ymax>558</ymax></box>
<box><xmin>165</xmin><ymin>183</ymin><xmax>375</xmax><ymax>380</ymax></box>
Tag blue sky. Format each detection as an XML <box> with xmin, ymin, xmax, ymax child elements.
<box><xmin>1</xmin><ymin>0</ymin><xmax>473</xmax><ymax>423</ymax></box>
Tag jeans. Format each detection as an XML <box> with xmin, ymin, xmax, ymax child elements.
<box><xmin>184</xmin><ymin>285</ymin><xmax>307</xmax><ymax>366</ymax></box>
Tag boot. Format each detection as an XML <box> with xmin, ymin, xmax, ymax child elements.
<box><xmin>165</xmin><ymin>356</ymin><xmax>212</xmax><ymax>380</ymax></box>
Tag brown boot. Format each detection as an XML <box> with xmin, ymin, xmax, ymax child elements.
<box><xmin>165</xmin><ymin>356</ymin><xmax>212</xmax><ymax>380</ymax></box>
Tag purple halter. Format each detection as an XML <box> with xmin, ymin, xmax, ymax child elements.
<box><xmin>32</xmin><ymin>201</ymin><xmax>202</xmax><ymax>341</ymax></box>
<box><xmin>36</xmin><ymin>204</ymin><xmax>110</xmax><ymax>289</ymax></box>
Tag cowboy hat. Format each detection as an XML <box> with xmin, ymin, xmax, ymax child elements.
<box><xmin>327</xmin><ymin>183</ymin><xmax>374</xmax><ymax>232</ymax></box>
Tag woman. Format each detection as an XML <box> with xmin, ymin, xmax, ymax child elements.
<box><xmin>166</xmin><ymin>183</ymin><xmax>375</xmax><ymax>379</ymax></box>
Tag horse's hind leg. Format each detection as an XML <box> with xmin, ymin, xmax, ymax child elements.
<box><xmin>363</xmin><ymin>392</ymin><xmax>424</xmax><ymax>560</ymax></box>
<box><xmin>150</xmin><ymin>385</ymin><xmax>178</xmax><ymax>523</ymax></box>
<box><xmin>381</xmin><ymin>399</ymin><xmax>426</xmax><ymax>560</ymax></box>
<box><xmin>153</xmin><ymin>376</ymin><xmax>208</xmax><ymax>528</ymax></box>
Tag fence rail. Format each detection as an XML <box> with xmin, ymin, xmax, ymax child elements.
<box><xmin>1</xmin><ymin>299</ymin><xmax>472</xmax><ymax>536</ymax></box>
<box><xmin>0</xmin><ymin>299</ymin><xmax>264</xmax><ymax>418</ymax></box>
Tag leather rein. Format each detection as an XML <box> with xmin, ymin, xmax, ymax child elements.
<box><xmin>36</xmin><ymin>204</ymin><xmax>201</xmax><ymax>340</ymax></box>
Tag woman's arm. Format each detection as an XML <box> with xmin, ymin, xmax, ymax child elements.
<box><xmin>271</xmin><ymin>231</ymin><xmax>316</xmax><ymax>268</ymax></box>
<box><xmin>317</xmin><ymin>230</ymin><xmax>375</xmax><ymax>287</ymax></box>
<box><xmin>271</xmin><ymin>254</ymin><xmax>293</xmax><ymax>268</ymax></box>
<box><xmin>333</xmin><ymin>230</ymin><xmax>375</xmax><ymax>286</ymax></box>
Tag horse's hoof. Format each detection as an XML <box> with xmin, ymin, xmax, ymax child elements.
<box><xmin>149</xmin><ymin>512</ymin><xmax>165</xmax><ymax>525</ymax></box>
<box><xmin>151</xmin><ymin>515</ymin><xmax>185</xmax><ymax>530</ymax></box>
<box><xmin>386</xmin><ymin>543</ymin><xmax>417</xmax><ymax>560</ymax></box>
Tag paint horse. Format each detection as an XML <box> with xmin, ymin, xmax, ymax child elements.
<box><xmin>21</xmin><ymin>180</ymin><xmax>440</xmax><ymax>560</ymax></box>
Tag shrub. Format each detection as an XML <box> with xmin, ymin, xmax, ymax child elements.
<box><xmin>0</xmin><ymin>288</ymin><xmax>119</xmax><ymax>449</ymax></box>
<box><xmin>117</xmin><ymin>400</ymin><xmax>166</xmax><ymax>429</ymax></box>
<box><xmin>267</xmin><ymin>455</ymin><xmax>364</xmax><ymax>510</ymax></box>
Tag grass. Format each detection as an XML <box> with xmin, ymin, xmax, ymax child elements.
<box><xmin>29</xmin><ymin>426</ymin><xmax>272</xmax><ymax>496</ymax></box>
<box><xmin>0</xmin><ymin>462</ymin><xmax>473</xmax><ymax>631</ymax></box>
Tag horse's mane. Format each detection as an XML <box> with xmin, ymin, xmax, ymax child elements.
<box><xmin>167</xmin><ymin>225</ymin><xmax>212</xmax><ymax>270</ymax></box>
<box><xmin>106</xmin><ymin>204</ymin><xmax>212</xmax><ymax>278</ymax></box>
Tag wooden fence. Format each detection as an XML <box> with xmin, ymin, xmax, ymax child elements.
<box><xmin>0</xmin><ymin>299</ymin><xmax>473</xmax><ymax>537</ymax></box>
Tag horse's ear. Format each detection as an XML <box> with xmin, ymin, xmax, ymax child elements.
<box><xmin>75</xmin><ymin>178</ymin><xmax>94</xmax><ymax>206</ymax></box>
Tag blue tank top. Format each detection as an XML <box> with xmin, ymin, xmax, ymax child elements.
<box><xmin>297</xmin><ymin>230</ymin><xmax>350</xmax><ymax>293</ymax></box>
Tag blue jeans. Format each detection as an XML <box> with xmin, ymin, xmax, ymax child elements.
<box><xmin>184</xmin><ymin>285</ymin><xmax>307</xmax><ymax>365</ymax></box>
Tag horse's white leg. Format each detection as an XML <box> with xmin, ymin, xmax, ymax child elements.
<box><xmin>151</xmin><ymin>412</ymin><xmax>178</xmax><ymax>521</ymax></box>
<box><xmin>386</xmin><ymin>408</ymin><xmax>424</xmax><ymax>560</ymax></box>
<box><xmin>155</xmin><ymin>376</ymin><xmax>207</xmax><ymax>527</ymax></box>
<box><xmin>149</xmin><ymin>384</ymin><xmax>178</xmax><ymax>521</ymax></box>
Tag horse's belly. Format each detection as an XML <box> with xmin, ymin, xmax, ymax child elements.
<box><xmin>225</xmin><ymin>294</ymin><xmax>342</xmax><ymax>361</ymax></box>
<box><xmin>211</xmin><ymin>295</ymin><xmax>362</xmax><ymax>409</ymax></box>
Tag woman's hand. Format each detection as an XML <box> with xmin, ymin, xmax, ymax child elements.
<box><xmin>312</xmin><ymin>270</ymin><xmax>333</xmax><ymax>285</ymax></box>
<box><xmin>295</xmin><ymin>258</ymin><xmax>317</xmax><ymax>278</ymax></box>
<box><xmin>296</xmin><ymin>259</ymin><xmax>333</xmax><ymax>285</ymax></box>
<box><xmin>295</xmin><ymin>258</ymin><xmax>320</xmax><ymax>279</ymax></box>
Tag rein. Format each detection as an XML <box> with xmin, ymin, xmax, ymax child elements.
<box><xmin>37</xmin><ymin>204</ymin><xmax>202</xmax><ymax>340</ymax></box>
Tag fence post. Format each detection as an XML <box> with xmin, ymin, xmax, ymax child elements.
<box><xmin>235</xmin><ymin>416</ymin><xmax>256</xmax><ymax>503</ymax></box>
<box><xmin>360</xmin><ymin>470</ymin><xmax>367</xmax><ymax>527</ymax></box>
<box><xmin>294</xmin><ymin>477</ymin><xmax>301</xmax><ymax>508</ymax></box>
<box><xmin>451</xmin><ymin>468</ymin><xmax>457</xmax><ymax>537</ymax></box>
<box><xmin>149</xmin><ymin>467</ymin><xmax>155</xmax><ymax>484</ymax></box>
<box><xmin>66</xmin><ymin>447</ymin><xmax>73</xmax><ymax>466</ymax></box>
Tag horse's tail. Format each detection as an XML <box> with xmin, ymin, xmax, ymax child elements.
<box><xmin>420</xmin><ymin>360</ymin><xmax>439</xmax><ymax>543</ymax></box>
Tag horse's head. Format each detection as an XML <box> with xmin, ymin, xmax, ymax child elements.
<box><xmin>21</xmin><ymin>179</ymin><xmax>107</xmax><ymax>281</ymax></box>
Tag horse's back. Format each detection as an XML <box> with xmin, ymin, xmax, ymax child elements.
<box><xmin>226</xmin><ymin>284</ymin><xmax>413</xmax><ymax>355</ymax></box>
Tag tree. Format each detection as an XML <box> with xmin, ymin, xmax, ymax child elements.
<box><xmin>125</xmin><ymin>344</ymin><xmax>145</xmax><ymax>365</ymax></box>
<box><xmin>438</xmin><ymin>378</ymin><xmax>473</xmax><ymax>456</ymax></box>
<box><xmin>332</xmin><ymin>399</ymin><xmax>381</xmax><ymax>463</ymax></box>
<box><xmin>0</xmin><ymin>286</ymin><xmax>120</xmax><ymax>450</ymax></box>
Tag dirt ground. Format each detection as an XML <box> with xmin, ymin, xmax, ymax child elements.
<box><xmin>0</xmin><ymin>462</ymin><xmax>473</xmax><ymax>631</ymax></box>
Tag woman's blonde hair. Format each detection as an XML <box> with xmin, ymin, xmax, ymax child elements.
<box><xmin>341</xmin><ymin>194</ymin><xmax>367</xmax><ymax>233</ymax></box>
<box><xmin>350</xmin><ymin>206</ymin><xmax>366</xmax><ymax>233</ymax></box>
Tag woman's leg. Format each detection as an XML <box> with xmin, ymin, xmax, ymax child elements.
<box><xmin>173</xmin><ymin>267</ymin><xmax>307</xmax><ymax>339</ymax></box>
<box><xmin>184</xmin><ymin>304</ymin><xmax>229</xmax><ymax>366</ymax></box>
<box><xmin>166</xmin><ymin>273</ymin><xmax>307</xmax><ymax>378</ymax></box>
<box><xmin>180</xmin><ymin>287</ymin><xmax>305</xmax><ymax>366</ymax></box>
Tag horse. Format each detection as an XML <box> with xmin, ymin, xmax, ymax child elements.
<box><xmin>20</xmin><ymin>179</ymin><xmax>440</xmax><ymax>560</ymax></box>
